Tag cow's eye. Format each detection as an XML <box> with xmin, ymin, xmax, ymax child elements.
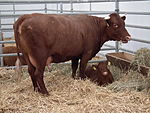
<box><xmin>113</xmin><ymin>24</ymin><xmax>118</xmax><ymax>28</ymax></box>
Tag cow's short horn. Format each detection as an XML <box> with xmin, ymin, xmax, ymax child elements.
<box><xmin>104</xmin><ymin>15</ymin><xmax>110</xmax><ymax>20</ymax></box>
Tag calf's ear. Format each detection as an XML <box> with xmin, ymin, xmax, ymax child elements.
<box><xmin>92</xmin><ymin>65</ymin><xmax>97</xmax><ymax>71</ymax></box>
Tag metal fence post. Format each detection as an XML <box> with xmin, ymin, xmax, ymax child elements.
<box><xmin>90</xmin><ymin>2</ymin><xmax>92</xmax><ymax>12</ymax></box>
<box><xmin>60</xmin><ymin>2</ymin><xmax>63</xmax><ymax>13</ymax></box>
<box><xmin>70</xmin><ymin>0</ymin><xmax>73</xmax><ymax>14</ymax></box>
<box><xmin>115</xmin><ymin>0</ymin><xmax>120</xmax><ymax>52</ymax></box>
<box><xmin>57</xmin><ymin>3</ymin><xmax>59</xmax><ymax>13</ymax></box>
<box><xmin>0</xmin><ymin>10</ymin><xmax>4</xmax><ymax>66</ymax></box>
<box><xmin>13</xmin><ymin>2</ymin><xmax>16</xmax><ymax>22</ymax></box>
<box><xmin>45</xmin><ymin>3</ymin><xmax>47</xmax><ymax>14</ymax></box>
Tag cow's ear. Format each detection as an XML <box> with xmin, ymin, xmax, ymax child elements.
<box><xmin>121</xmin><ymin>16</ymin><xmax>126</xmax><ymax>20</ymax></box>
<box><xmin>120</xmin><ymin>14</ymin><xmax>126</xmax><ymax>20</ymax></box>
<box><xmin>104</xmin><ymin>16</ymin><xmax>111</xmax><ymax>26</ymax></box>
<box><xmin>106</xmin><ymin>19</ymin><xmax>110</xmax><ymax>26</ymax></box>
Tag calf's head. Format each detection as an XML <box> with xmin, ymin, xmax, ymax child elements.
<box><xmin>105</xmin><ymin>13</ymin><xmax>131</xmax><ymax>43</ymax></box>
<box><xmin>86</xmin><ymin>61</ymin><xmax>114</xmax><ymax>86</ymax></box>
<box><xmin>96</xmin><ymin>61</ymin><xmax>114</xmax><ymax>85</ymax></box>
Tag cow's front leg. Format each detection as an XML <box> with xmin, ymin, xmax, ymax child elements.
<box><xmin>71</xmin><ymin>58</ymin><xmax>79</xmax><ymax>79</ymax></box>
<box><xmin>79</xmin><ymin>54</ymin><xmax>91</xmax><ymax>79</ymax></box>
<box><xmin>79</xmin><ymin>59</ymin><xmax>88</xmax><ymax>79</ymax></box>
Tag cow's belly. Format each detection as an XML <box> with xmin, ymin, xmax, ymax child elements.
<box><xmin>49</xmin><ymin>40</ymin><xmax>83</xmax><ymax>63</ymax></box>
<box><xmin>51</xmin><ymin>54</ymin><xmax>80</xmax><ymax>63</ymax></box>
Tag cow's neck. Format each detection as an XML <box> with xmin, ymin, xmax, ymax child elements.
<box><xmin>90</xmin><ymin>16</ymin><xmax>111</xmax><ymax>47</ymax></box>
<box><xmin>100</xmin><ymin>33</ymin><xmax>109</xmax><ymax>46</ymax></box>
<box><xmin>94</xmin><ymin>17</ymin><xmax>110</xmax><ymax>46</ymax></box>
<box><xmin>102</xmin><ymin>28</ymin><xmax>111</xmax><ymax>44</ymax></box>
<box><xmin>99</xmin><ymin>23</ymin><xmax>114</xmax><ymax>46</ymax></box>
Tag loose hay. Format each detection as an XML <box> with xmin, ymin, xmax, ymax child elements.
<box><xmin>0</xmin><ymin>64</ymin><xmax>150</xmax><ymax>113</ymax></box>
<box><xmin>132</xmin><ymin>48</ymin><xmax>150</xmax><ymax>67</ymax></box>
<box><xmin>107</xmin><ymin>48</ymin><xmax>150</xmax><ymax>93</ymax></box>
<box><xmin>108</xmin><ymin>66</ymin><xmax>150</xmax><ymax>93</ymax></box>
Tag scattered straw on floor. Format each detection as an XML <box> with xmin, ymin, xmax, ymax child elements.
<box><xmin>0</xmin><ymin>64</ymin><xmax>150</xmax><ymax>113</ymax></box>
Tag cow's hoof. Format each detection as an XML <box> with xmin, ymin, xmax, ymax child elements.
<box><xmin>34</xmin><ymin>87</ymin><xmax>41</xmax><ymax>92</ymax></box>
<box><xmin>80</xmin><ymin>75</ymin><xmax>87</xmax><ymax>80</ymax></box>
<box><xmin>80</xmin><ymin>77</ymin><xmax>86</xmax><ymax>80</ymax></box>
<box><xmin>41</xmin><ymin>93</ymin><xmax>49</xmax><ymax>96</ymax></box>
<box><xmin>72</xmin><ymin>76</ymin><xmax>80</xmax><ymax>80</ymax></box>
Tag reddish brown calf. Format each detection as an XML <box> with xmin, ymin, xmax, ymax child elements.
<box><xmin>85</xmin><ymin>61</ymin><xmax>114</xmax><ymax>86</ymax></box>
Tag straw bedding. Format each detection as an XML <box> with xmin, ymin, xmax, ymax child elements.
<box><xmin>0</xmin><ymin>63</ymin><xmax>150</xmax><ymax>113</ymax></box>
<box><xmin>0</xmin><ymin>48</ymin><xmax>150</xmax><ymax>113</ymax></box>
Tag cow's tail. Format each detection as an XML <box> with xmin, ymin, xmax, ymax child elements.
<box><xmin>13</xmin><ymin>15</ymin><xmax>28</xmax><ymax>82</ymax></box>
<box><xmin>13</xmin><ymin>15</ymin><xmax>26</xmax><ymax>57</ymax></box>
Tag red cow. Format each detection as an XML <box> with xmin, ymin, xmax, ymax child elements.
<box><xmin>14</xmin><ymin>13</ymin><xmax>131</xmax><ymax>95</ymax></box>
<box><xmin>85</xmin><ymin>61</ymin><xmax>114</xmax><ymax>86</ymax></box>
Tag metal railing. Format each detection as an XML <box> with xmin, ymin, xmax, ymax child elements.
<box><xmin>0</xmin><ymin>0</ymin><xmax>150</xmax><ymax>67</ymax></box>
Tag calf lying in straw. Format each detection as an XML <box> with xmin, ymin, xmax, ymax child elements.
<box><xmin>85</xmin><ymin>61</ymin><xmax>114</xmax><ymax>86</ymax></box>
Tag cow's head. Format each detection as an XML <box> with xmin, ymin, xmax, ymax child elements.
<box><xmin>105</xmin><ymin>13</ymin><xmax>131</xmax><ymax>43</ymax></box>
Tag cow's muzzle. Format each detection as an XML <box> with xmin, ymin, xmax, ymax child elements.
<box><xmin>122</xmin><ymin>36</ymin><xmax>131</xmax><ymax>43</ymax></box>
<box><xmin>102</xmin><ymin>71</ymin><xmax>108</xmax><ymax>76</ymax></box>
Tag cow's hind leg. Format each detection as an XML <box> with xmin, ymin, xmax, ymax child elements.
<box><xmin>28</xmin><ymin>63</ymin><xmax>39</xmax><ymax>92</ymax></box>
<box><xmin>71</xmin><ymin>58</ymin><xmax>79</xmax><ymax>79</ymax></box>
<box><xmin>34</xmin><ymin>66</ymin><xmax>48</xmax><ymax>95</ymax></box>
<box><xmin>29</xmin><ymin>54</ymin><xmax>49</xmax><ymax>95</ymax></box>
<box><xmin>23</xmin><ymin>54</ymin><xmax>39</xmax><ymax>92</ymax></box>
